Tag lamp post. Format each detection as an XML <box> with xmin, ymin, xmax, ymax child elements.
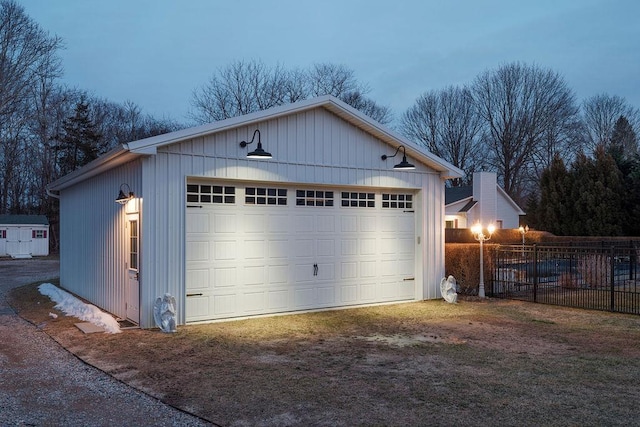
<box><xmin>471</xmin><ymin>222</ymin><xmax>495</xmax><ymax>298</ymax></box>
<box><xmin>518</xmin><ymin>225</ymin><xmax>529</xmax><ymax>257</ymax></box>
<box><xmin>518</xmin><ymin>225</ymin><xmax>529</xmax><ymax>246</ymax></box>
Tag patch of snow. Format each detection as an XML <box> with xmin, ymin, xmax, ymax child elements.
<box><xmin>38</xmin><ymin>283</ymin><xmax>121</xmax><ymax>334</ymax></box>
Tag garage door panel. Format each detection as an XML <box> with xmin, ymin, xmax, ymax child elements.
<box><xmin>294</xmin><ymin>239</ymin><xmax>314</xmax><ymax>257</ymax></box>
<box><xmin>187</xmin><ymin>213</ymin><xmax>209</xmax><ymax>233</ymax></box>
<box><xmin>268</xmin><ymin>264</ymin><xmax>289</xmax><ymax>284</ymax></box>
<box><xmin>186</xmin><ymin>184</ymin><xmax>417</xmax><ymax>323</ymax></box>
<box><xmin>268</xmin><ymin>289</ymin><xmax>289</xmax><ymax>310</ymax></box>
<box><xmin>341</xmin><ymin>239</ymin><xmax>357</xmax><ymax>256</ymax></box>
<box><xmin>316</xmin><ymin>215</ymin><xmax>335</xmax><ymax>232</ymax></box>
<box><xmin>295</xmin><ymin>215</ymin><xmax>314</xmax><ymax>232</ymax></box>
<box><xmin>213</xmin><ymin>214</ymin><xmax>237</xmax><ymax>233</ymax></box>
<box><xmin>243</xmin><ymin>265</ymin><xmax>266</xmax><ymax>285</ymax></box>
<box><xmin>186</xmin><ymin>296</ymin><xmax>210</xmax><ymax>319</ymax></box>
<box><xmin>294</xmin><ymin>263</ymin><xmax>314</xmax><ymax>282</ymax></box>
<box><xmin>214</xmin><ymin>294</ymin><xmax>237</xmax><ymax>315</ymax></box>
<box><xmin>294</xmin><ymin>287</ymin><xmax>316</xmax><ymax>307</ymax></box>
<box><xmin>268</xmin><ymin>239</ymin><xmax>290</xmax><ymax>259</ymax></box>
<box><xmin>317</xmin><ymin>286</ymin><xmax>335</xmax><ymax>305</ymax></box>
<box><xmin>213</xmin><ymin>267</ymin><xmax>237</xmax><ymax>288</ymax></box>
<box><xmin>360</xmin><ymin>282</ymin><xmax>377</xmax><ymax>301</ymax></box>
<box><xmin>268</xmin><ymin>214</ymin><xmax>290</xmax><ymax>234</ymax></box>
<box><xmin>360</xmin><ymin>260</ymin><xmax>377</xmax><ymax>278</ymax></box>
<box><xmin>341</xmin><ymin>216</ymin><xmax>357</xmax><ymax>232</ymax></box>
<box><xmin>186</xmin><ymin>268</ymin><xmax>209</xmax><ymax>290</ymax></box>
<box><xmin>214</xmin><ymin>240</ymin><xmax>236</xmax><ymax>260</ymax></box>
<box><xmin>360</xmin><ymin>216</ymin><xmax>377</xmax><ymax>232</ymax></box>
<box><xmin>360</xmin><ymin>239</ymin><xmax>376</xmax><ymax>255</ymax></box>
<box><xmin>186</xmin><ymin>240</ymin><xmax>209</xmax><ymax>261</ymax></box>
<box><xmin>316</xmin><ymin>239</ymin><xmax>335</xmax><ymax>257</ymax></box>
<box><xmin>243</xmin><ymin>291</ymin><xmax>266</xmax><ymax>312</ymax></box>
<box><xmin>341</xmin><ymin>285</ymin><xmax>358</xmax><ymax>303</ymax></box>
<box><xmin>341</xmin><ymin>262</ymin><xmax>357</xmax><ymax>279</ymax></box>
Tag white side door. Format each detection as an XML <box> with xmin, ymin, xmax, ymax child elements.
<box><xmin>126</xmin><ymin>213</ymin><xmax>140</xmax><ymax>324</ymax></box>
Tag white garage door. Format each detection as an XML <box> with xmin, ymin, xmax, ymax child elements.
<box><xmin>185</xmin><ymin>182</ymin><xmax>416</xmax><ymax>322</ymax></box>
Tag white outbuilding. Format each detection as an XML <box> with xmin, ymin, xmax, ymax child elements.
<box><xmin>47</xmin><ymin>96</ymin><xmax>462</xmax><ymax>328</ymax></box>
<box><xmin>0</xmin><ymin>215</ymin><xmax>50</xmax><ymax>258</ymax></box>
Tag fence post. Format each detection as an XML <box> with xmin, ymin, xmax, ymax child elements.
<box><xmin>533</xmin><ymin>244</ymin><xmax>538</xmax><ymax>303</ymax></box>
<box><xmin>631</xmin><ymin>240</ymin><xmax>636</xmax><ymax>281</ymax></box>
<box><xmin>610</xmin><ymin>246</ymin><xmax>615</xmax><ymax>312</ymax></box>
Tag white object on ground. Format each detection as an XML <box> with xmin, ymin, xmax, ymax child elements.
<box><xmin>38</xmin><ymin>283</ymin><xmax>121</xmax><ymax>334</ymax></box>
<box><xmin>153</xmin><ymin>293</ymin><xmax>177</xmax><ymax>333</ymax></box>
<box><xmin>440</xmin><ymin>275</ymin><xmax>458</xmax><ymax>304</ymax></box>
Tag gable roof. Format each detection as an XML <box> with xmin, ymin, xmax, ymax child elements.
<box><xmin>445</xmin><ymin>185</ymin><xmax>473</xmax><ymax>205</ymax></box>
<box><xmin>48</xmin><ymin>96</ymin><xmax>463</xmax><ymax>192</ymax></box>
<box><xmin>0</xmin><ymin>215</ymin><xmax>49</xmax><ymax>225</ymax></box>
<box><xmin>445</xmin><ymin>182</ymin><xmax>525</xmax><ymax>215</ymax></box>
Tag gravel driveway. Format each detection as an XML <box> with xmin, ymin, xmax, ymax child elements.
<box><xmin>0</xmin><ymin>258</ymin><xmax>211</xmax><ymax>427</ymax></box>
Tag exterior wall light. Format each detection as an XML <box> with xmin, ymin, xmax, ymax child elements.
<box><xmin>115</xmin><ymin>183</ymin><xmax>134</xmax><ymax>205</ymax></box>
<box><xmin>240</xmin><ymin>129</ymin><xmax>272</xmax><ymax>159</ymax></box>
<box><xmin>471</xmin><ymin>222</ymin><xmax>495</xmax><ymax>298</ymax></box>
<box><xmin>381</xmin><ymin>145</ymin><xmax>415</xmax><ymax>170</ymax></box>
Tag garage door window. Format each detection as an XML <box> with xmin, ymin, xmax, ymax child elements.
<box><xmin>296</xmin><ymin>190</ymin><xmax>334</xmax><ymax>207</ymax></box>
<box><xmin>382</xmin><ymin>194</ymin><xmax>413</xmax><ymax>209</ymax></box>
<box><xmin>245</xmin><ymin>187</ymin><xmax>287</xmax><ymax>205</ymax></box>
<box><xmin>341</xmin><ymin>192</ymin><xmax>375</xmax><ymax>208</ymax></box>
<box><xmin>187</xmin><ymin>184</ymin><xmax>235</xmax><ymax>204</ymax></box>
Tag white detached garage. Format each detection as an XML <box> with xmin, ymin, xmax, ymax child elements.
<box><xmin>47</xmin><ymin>96</ymin><xmax>462</xmax><ymax>328</ymax></box>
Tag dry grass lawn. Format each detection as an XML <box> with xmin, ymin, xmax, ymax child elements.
<box><xmin>9</xmin><ymin>282</ymin><xmax>640</xmax><ymax>426</ymax></box>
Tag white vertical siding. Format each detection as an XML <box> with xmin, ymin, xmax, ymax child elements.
<box><xmin>140</xmin><ymin>106</ymin><xmax>446</xmax><ymax>326</ymax></box>
<box><xmin>421</xmin><ymin>173</ymin><xmax>447</xmax><ymax>299</ymax></box>
<box><xmin>497</xmin><ymin>193</ymin><xmax>522</xmax><ymax>229</ymax></box>
<box><xmin>59</xmin><ymin>159</ymin><xmax>142</xmax><ymax>319</ymax></box>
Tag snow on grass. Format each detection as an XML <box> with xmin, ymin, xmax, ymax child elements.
<box><xmin>38</xmin><ymin>283</ymin><xmax>121</xmax><ymax>334</ymax></box>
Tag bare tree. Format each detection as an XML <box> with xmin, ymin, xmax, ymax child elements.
<box><xmin>472</xmin><ymin>62</ymin><xmax>578</xmax><ymax>202</ymax></box>
<box><xmin>190</xmin><ymin>60</ymin><xmax>392</xmax><ymax>125</ymax></box>
<box><xmin>400</xmin><ymin>86</ymin><xmax>482</xmax><ymax>185</ymax></box>
<box><xmin>0</xmin><ymin>0</ymin><xmax>63</xmax><ymax>213</ymax></box>
<box><xmin>581</xmin><ymin>93</ymin><xmax>640</xmax><ymax>154</ymax></box>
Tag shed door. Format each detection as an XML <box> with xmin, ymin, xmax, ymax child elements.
<box><xmin>185</xmin><ymin>183</ymin><xmax>416</xmax><ymax>322</ymax></box>
<box><xmin>6</xmin><ymin>227</ymin><xmax>32</xmax><ymax>256</ymax></box>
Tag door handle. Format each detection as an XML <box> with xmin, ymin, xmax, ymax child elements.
<box><xmin>313</xmin><ymin>264</ymin><xmax>318</xmax><ymax>276</ymax></box>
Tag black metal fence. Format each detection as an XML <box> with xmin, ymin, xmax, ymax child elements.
<box><xmin>491</xmin><ymin>243</ymin><xmax>640</xmax><ymax>315</ymax></box>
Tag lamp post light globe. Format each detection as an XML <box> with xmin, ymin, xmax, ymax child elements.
<box><xmin>471</xmin><ymin>222</ymin><xmax>495</xmax><ymax>298</ymax></box>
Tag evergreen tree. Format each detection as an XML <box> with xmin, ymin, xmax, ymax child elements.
<box><xmin>609</xmin><ymin>115</ymin><xmax>638</xmax><ymax>160</ymax></box>
<box><xmin>58</xmin><ymin>100</ymin><xmax>103</xmax><ymax>175</ymax></box>
<box><xmin>536</xmin><ymin>153</ymin><xmax>572</xmax><ymax>235</ymax></box>
<box><xmin>570</xmin><ymin>147</ymin><xmax>625</xmax><ymax>236</ymax></box>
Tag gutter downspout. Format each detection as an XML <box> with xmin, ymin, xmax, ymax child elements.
<box><xmin>46</xmin><ymin>187</ymin><xmax>60</xmax><ymax>199</ymax></box>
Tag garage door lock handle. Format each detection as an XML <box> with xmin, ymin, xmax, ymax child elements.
<box><xmin>313</xmin><ymin>263</ymin><xmax>318</xmax><ymax>276</ymax></box>
<box><xmin>187</xmin><ymin>293</ymin><xmax>203</xmax><ymax>297</ymax></box>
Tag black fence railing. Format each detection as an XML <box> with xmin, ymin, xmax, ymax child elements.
<box><xmin>491</xmin><ymin>243</ymin><xmax>640</xmax><ymax>315</ymax></box>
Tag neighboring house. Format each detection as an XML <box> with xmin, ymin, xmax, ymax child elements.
<box><xmin>0</xmin><ymin>215</ymin><xmax>50</xmax><ymax>258</ymax></box>
<box><xmin>445</xmin><ymin>172</ymin><xmax>524</xmax><ymax>229</ymax></box>
<box><xmin>47</xmin><ymin>95</ymin><xmax>463</xmax><ymax>328</ymax></box>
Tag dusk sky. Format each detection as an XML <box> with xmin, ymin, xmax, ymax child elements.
<box><xmin>19</xmin><ymin>0</ymin><xmax>640</xmax><ymax>126</ymax></box>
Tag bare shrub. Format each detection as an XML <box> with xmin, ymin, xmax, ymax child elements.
<box><xmin>445</xmin><ymin>243</ymin><xmax>497</xmax><ymax>295</ymax></box>
<box><xmin>577</xmin><ymin>253</ymin><xmax>611</xmax><ymax>288</ymax></box>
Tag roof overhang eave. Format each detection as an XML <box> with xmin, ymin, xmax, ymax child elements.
<box><xmin>47</xmin><ymin>145</ymin><xmax>139</xmax><ymax>192</ymax></box>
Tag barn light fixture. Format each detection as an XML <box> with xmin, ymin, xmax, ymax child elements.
<box><xmin>115</xmin><ymin>183</ymin><xmax>134</xmax><ymax>205</ymax></box>
<box><xmin>381</xmin><ymin>145</ymin><xmax>415</xmax><ymax>170</ymax></box>
<box><xmin>239</xmin><ymin>129</ymin><xmax>272</xmax><ymax>159</ymax></box>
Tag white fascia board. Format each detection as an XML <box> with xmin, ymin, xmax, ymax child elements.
<box><xmin>497</xmin><ymin>186</ymin><xmax>526</xmax><ymax>215</ymax></box>
<box><xmin>47</xmin><ymin>145</ymin><xmax>139</xmax><ymax>191</ymax></box>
